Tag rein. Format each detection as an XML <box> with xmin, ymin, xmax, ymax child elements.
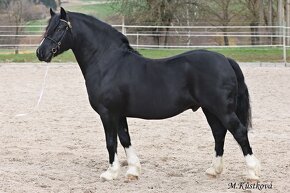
<box><xmin>0</xmin><ymin>65</ymin><xmax>49</xmax><ymax>118</ymax></box>
<box><xmin>44</xmin><ymin>19</ymin><xmax>72</xmax><ymax>54</ymax></box>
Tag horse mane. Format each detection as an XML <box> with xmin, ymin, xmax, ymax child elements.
<box><xmin>70</xmin><ymin>12</ymin><xmax>141</xmax><ymax>56</ymax></box>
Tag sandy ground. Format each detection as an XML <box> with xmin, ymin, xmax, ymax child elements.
<box><xmin>0</xmin><ymin>63</ymin><xmax>289</xmax><ymax>193</ymax></box>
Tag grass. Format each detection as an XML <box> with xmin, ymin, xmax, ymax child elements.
<box><xmin>25</xmin><ymin>19</ymin><xmax>47</xmax><ymax>33</ymax></box>
<box><xmin>140</xmin><ymin>48</ymin><xmax>288</xmax><ymax>62</ymax></box>
<box><xmin>0</xmin><ymin>50</ymin><xmax>75</xmax><ymax>63</ymax></box>
<box><xmin>0</xmin><ymin>48</ymin><xmax>289</xmax><ymax>63</ymax></box>
<box><xmin>24</xmin><ymin>2</ymin><xmax>117</xmax><ymax>33</ymax></box>
<box><xmin>68</xmin><ymin>3</ymin><xmax>116</xmax><ymax>19</ymax></box>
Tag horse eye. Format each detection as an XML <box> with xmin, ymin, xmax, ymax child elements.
<box><xmin>56</xmin><ymin>28</ymin><xmax>62</xmax><ymax>32</ymax></box>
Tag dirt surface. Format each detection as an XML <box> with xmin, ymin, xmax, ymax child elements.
<box><xmin>0</xmin><ymin>63</ymin><xmax>289</xmax><ymax>193</ymax></box>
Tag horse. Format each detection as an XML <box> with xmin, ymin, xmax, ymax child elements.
<box><xmin>36</xmin><ymin>8</ymin><xmax>261</xmax><ymax>181</ymax></box>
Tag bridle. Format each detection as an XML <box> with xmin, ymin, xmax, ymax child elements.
<box><xmin>44</xmin><ymin>19</ymin><xmax>72</xmax><ymax>54</ymax></box>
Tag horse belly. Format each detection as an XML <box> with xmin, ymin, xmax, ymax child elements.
<box><xmin>125</xmin><ymin>90</ymin><xmax>195</xmax><ymax>119</ymax></box>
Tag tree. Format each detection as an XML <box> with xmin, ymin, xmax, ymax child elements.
<box><xmin>111</xmin><ymin>0</ymin><xmax>199</xmax><ymax>46</ymax></box>
<box><xmin>239</xmin><ymin>0</ymin><xmax>265</xmax><ymax>45</ymax></box>
<box><xmin>198</xmin><ymin>0</ymin><xmax>243</xmax><ymax>45</ymax></box>
<box><xmin>0</xmin><ymin>0</ymin><xmax>9</xmax><ymax>9</ymax></box>
<box><xmin>33</xmin><ymin>0</ymin><xmax>57</xmax><ymax>10</ymax></box>
<box><xmin>7</xmin><ymin>0</ymin><xmax>41</xmax><ymax>54</ymax></box>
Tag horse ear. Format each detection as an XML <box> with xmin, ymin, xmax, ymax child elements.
<box><xmin>50</xmin><ymin>8</ymin><xmax>55</xmax><ymax>17</ymax></box>
<box><xmin>60</xmin><ymin>7</ymin><xmax>67</xmax><ymax>20</ymax></box>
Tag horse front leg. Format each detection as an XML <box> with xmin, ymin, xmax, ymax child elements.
<box><xmin>99</xmin><ymin>113</ymin><xmax>120</xmax><ymax>181</ymax></box>
<box><xmin>118</xmin><ymin>117</ymin><xmax>141</xmax><ymax>180</ymax></box>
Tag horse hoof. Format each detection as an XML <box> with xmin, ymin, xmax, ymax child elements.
<box><xmin>246</xmin><ymin>176</ymin><xmax>260</xmax><ymax>182</ymax></box>
<box><xmin>247</xmin><ymin>178</ymin><xmax>260</xmax><ymax>183</ymax></box>
<box><xmin>205</xmin><ymin>167</ymin><xmax>218</xmax><ymax>177</ymax></box>
<box><xmin>125</xmin><ymin>174</ymin><xmax>139</xmax><ymax>182</ymax></box>
<box><xmin>125</xmin><ymin>166</ymin><xmax>140</xmax><ymax>182</ymax></box>
<box><xmin>246</xmin><ymin>173</ymin><xmax>260</xmax><ymax>181</ymax></box>
<box><xmin>100</xmin><ymin>171</ymin><xmax>118</xmax><ymax>182</ymax></box>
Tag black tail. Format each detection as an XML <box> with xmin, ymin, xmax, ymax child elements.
<box><xmin>228</xmin><ymin>58</ymin><xmax>252</xmax><ymax>129</ymax></box>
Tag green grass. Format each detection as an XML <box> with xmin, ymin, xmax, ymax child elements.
<box><xmin>209</xmin><ymin>48</ymin><xmax>286</xmax><ymax>62</ymax></box>
<box><xmin>140</xmin><ymin>48</ymin><xmax>288</xmax><ymax>62</ymax></box>
<box><xmin>24</xmin><ymin>2</ymin><xmax>117</xmax><ymax>33</ymax></box>
<box><xmin>0</xmin><ymin>48</ymin><xmax>289</xmax><ymax>63</ymax></box>
<box><xmin>0</xmin><ymin>50</ymin><xmax>76</xmax><ymax>63</ymax></box>
<box><xmin>79</xmin><ymin>0</ymin><xmax>107</xmax><ymax>2</ymax></box>
<box><xmin>68</xmin><ymin>3</ymin><xmax>116</xmax><ymax>19</ymax></box>
<box><xmin>25</xmin><ymin>19</ymin><xmax>47</xmax><ymax>33</ymax></box>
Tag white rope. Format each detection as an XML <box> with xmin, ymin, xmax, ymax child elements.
<box><xmin>35</xmin><ymin>65</ymin><xmax>49</xmax><ymax>109</ymax></box>
<box><xmin>0</xmin><ymin>65</ymin><xmax>49</xmax><ymax>118</ymax></box>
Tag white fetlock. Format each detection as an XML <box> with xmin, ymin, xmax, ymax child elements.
<box><xmin>205</xmin><ymin>156</ymin><xmax>223</xmax><ymax>177</ymax></box>
<box><xmin>100</xmin><ymin>154</ymin><xmax>120</xmax><ymax>182</ymax></box>
<box><xmin>245</xmin><ymin>154</ymin><xmax>261</xmax><ymax>180</ymax></box>
<box><xmin>125</xmin><ymin>146</ymin><xmax>141</xmax><ymax>180</ymax></box>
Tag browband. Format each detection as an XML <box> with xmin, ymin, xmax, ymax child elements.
<box><xmin>60</xmin><ymin>19</ymin><xmax>72</xmax><ymax>29</ymax></box>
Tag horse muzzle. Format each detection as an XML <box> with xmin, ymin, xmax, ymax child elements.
<box><xmin>36</xmin><ymin>47</ymin><xmax>53</xmax><ymax>63</ymax></box>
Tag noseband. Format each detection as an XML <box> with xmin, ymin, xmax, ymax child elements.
<box><xmin>44</xmin><ymin>19</ymin><xmax>72</xmax><ymax>54</ymax></box>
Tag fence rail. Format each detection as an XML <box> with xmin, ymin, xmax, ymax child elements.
<box><xmin>1</xmin><ymin>24</ymin><xmax>290</xmax><ymax>63</ymax></box>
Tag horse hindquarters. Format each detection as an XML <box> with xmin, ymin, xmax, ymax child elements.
<box><xmin>196</xmin><ymin>56</ymin><xmax>260</xmax><ymax>180</ymax></box>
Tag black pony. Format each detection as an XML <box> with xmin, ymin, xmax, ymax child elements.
<box><xmin>37</xmin><ymin>8</ymin><xmax>260</xmax><ymax>181</ymax></box>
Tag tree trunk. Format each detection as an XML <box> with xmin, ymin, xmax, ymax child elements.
<box><xmin>153</xmin><ymin>28</ymin><xmax>160</xmax><ymax>46</ymax></box>
<box><xmin>223</xmin><ymin>36</ymin><xmax>229</xmax><ymax>46</ymax></box>
<box><xmin>278</xmin><ymin>0</ymin><xmax>284</xmax><ymax>44</ymax></box>
<box><xmin>258</xmin><ymin>0</ymin><xmax>264</xmax><ymax>45</ymax></box>
<box><xmin>223</xmin><ymin>28</ymin><xmax>229</xmax><ymax>46</ymax></box>
<box><xmin>268</xmin><ymin>0</ymin><xmax>273</xmax><ymax>45</ymax></box>
<box><xmin>15</xmin><ymin>26</ymin><xmax>19</xmax><ymax>54</ymax></box>
<box><xmin>287</xmin><ymin>0</ymin><xmax>290</xmax><ymax>45</ymax></box>
<box><xmin>164</xmin><ymin>27</ymin><xmax>169</xmax><ymax>47</ymax></box>
<box><xmin>250</xmin><ymin>22</ymin><xmax>259</xmax><ymax>45</ymax></box>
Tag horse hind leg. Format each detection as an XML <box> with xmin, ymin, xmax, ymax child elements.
<box><xmin>118</xmin><ymin>117</ymin><xmax>141</xmax><ymax>180</ymax></box>
<box><xmin>218</xmin><ymin>112</ymin><xmax>260</xmax><ymax>180</ymax></box>
<box><xmin>202</xmin><ymin>108</ymin><xmax>227</xmax><ymax>177</ymax></box>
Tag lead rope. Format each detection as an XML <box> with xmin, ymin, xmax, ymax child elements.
<box><xmin>0</xmin><ymin>65</ymin><xmax>49</xmax><ymax>117</ymax></box>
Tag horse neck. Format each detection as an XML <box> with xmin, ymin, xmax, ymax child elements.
<box><xmin>69</xmin><ymin>13</ymin><xmax>124</xmax><ymax>76</ymax></box>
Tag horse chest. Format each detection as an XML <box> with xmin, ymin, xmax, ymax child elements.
<box><xmin>86</xmin><ymin>83</ymin><xmax>123</xmax><ymax>113</ymax></box>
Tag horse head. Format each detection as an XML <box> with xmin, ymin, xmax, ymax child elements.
<box><xmin>36</xmin><ymin>7</ymin><xmax>73</xmax><ymax>62</ymax></box>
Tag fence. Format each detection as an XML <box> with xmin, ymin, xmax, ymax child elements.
<box><xmin>1</xmin><ymin>24</ymin><xmax>290</xmax><ymax>63</ymax></box>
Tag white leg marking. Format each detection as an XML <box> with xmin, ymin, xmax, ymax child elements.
<box><xmin>206</xmin><ymin>152</ymin><xmax>224</xmax><ymax>176</ymax></box>
<box><xmin>245</xmin><ymin>154</ymin><xmax>261</xmax><ymax>180</ymax></box>
<box><xmin>125</xmin><ymin>146</ymin><xmax>141</xmax><ymax>180</ymax></box>
<box><xmin>100</xmin><ymin>153</ymin><xmax>120</xmax><ymax>181</ymax></box>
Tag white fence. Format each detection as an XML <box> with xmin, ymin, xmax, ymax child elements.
<box><xmin>1</xmin><ymin>24</ymin><xmax>290</xmax><ymax>62</ymax></box>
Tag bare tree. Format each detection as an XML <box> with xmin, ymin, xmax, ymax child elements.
<box><xmin>198</xmin><ymin>0</ymin><xmax>242</xmax><ymax>45</ymax></box>
<box><xmin>7</xmin><ymin>0</ymin><xmax>41</xmax><ymax>54</ymax></box>
<box><xmin>111</xmin><ymin>0</ymin><xmax>198</xmax><ymax>46</ymax></box>
<box><xmin>239</xmin><ymin>0</ymin><xmax>265</xmax><ymax>45</ymax></box>
<box><xmin>0</xmin><ymin>0</ymin><xmax>9</xmax><ymax>9</ymax></box>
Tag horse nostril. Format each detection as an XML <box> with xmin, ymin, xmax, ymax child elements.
<box><xmin>36</xmin><ymin>48</ymin><xmax>44</xmax><ymax>59</ymax></box>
